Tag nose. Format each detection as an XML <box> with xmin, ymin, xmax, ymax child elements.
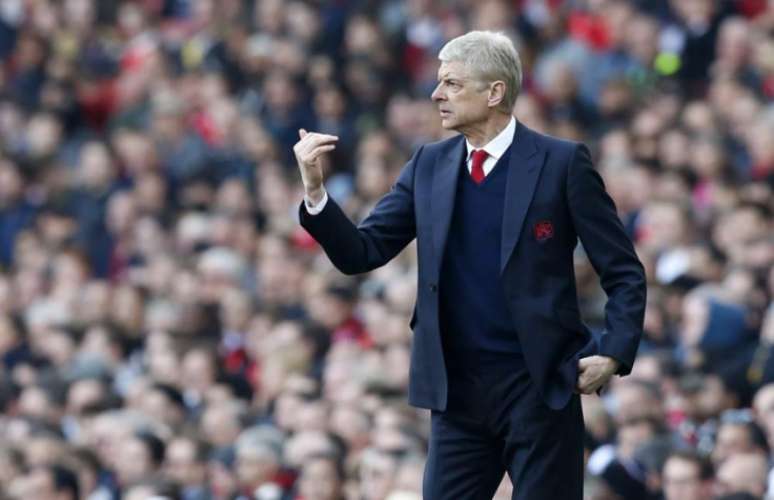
<box><xmin>431</xmin><ymin>83</ymin><xmax>444</xmax><ymax>102</ymax></box>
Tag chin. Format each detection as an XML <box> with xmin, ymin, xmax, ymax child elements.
<box><xmin>440</xmin><ymin>118</ymin><xmax>458</xmax><ymax>130</ymax></box>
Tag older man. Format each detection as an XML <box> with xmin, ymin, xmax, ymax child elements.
<box><xmin>294</xmin><ymin>31</ymin><xmax>645</xmax><ymax>499</ymax></box>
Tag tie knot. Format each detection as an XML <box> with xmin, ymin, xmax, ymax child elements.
<box><xmin>471</xmin><ymin>149</ymin><xmax>488</xmax><ymax>164</ymax></box>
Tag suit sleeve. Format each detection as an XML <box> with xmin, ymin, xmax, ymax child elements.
<box><xmin>298</xmin><ymin>146</ymin><xmax>422</xmax><ymax>275</ymax></box>
<box><xmin>566</xmin><ymin>143</ymin><xmax>646</xmax><ymax>376</ymax></box>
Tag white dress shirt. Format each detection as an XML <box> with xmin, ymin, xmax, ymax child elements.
<box><xmin>464</xmin><ymin>116</ymin><xmax>516</xmax><ymax>177</ymax></box>
<box><xmin>305</xmin><ymin>116</ymin><xmax>517</xmax><ymax>214</ymax></box>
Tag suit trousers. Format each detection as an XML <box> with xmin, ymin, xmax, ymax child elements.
<box><xmin>422</xmin><ymin>359</ymin><xmax>584</xmax><ymax>500</ymax></box>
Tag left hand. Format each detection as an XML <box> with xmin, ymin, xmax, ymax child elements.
<box><xmin>575</xmin><ymin>355</ymin><xmax>619</xmax><ymax>394</ymax></box>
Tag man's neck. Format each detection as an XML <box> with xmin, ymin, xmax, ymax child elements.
<box><xmin>461</xmin><ymin>113</ymin><xmax>512</xmax><ymax>148</ymax></box>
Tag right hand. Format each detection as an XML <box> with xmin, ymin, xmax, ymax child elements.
<box><xmin>293</xmin><ymin>129</ymin><xmax>338</xmax><ymax>204</ymax></box>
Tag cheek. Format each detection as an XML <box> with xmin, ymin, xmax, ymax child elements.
<box><xmin>458</xmin><ymin>93</ymin><xmax>487</xmax><ymax>112</ymax></box>
<box><xmin>450</xmin><ymin>97</ymin><xmax>473</xmax><ymax>114</ymax></box>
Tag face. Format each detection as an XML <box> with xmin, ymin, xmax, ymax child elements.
<box><xmin>298</xmin><ymin>458</ymin><xmax>342</xmax><ymax>500</ymax></box>
<box><xmin>235</xmin><ymin>447</ymin><xmax>278</xmax><ymax>489</ymax></box>
<box><xmin>25</xmin><ymin>468</ymin><xmax>58</xmax><ymax>500</ymax></box>
<box><xmin>114</xmin><ymin>437</ymin><xmax>153</xmax><ymax>486</ymax></box>
<box><xmin>715</xmin><ymin>454</ymin><xmax>767</xmax><ymax>498</ymax></box>
<box><xmin>359</xmin><ymin>450</ymin><xmax>397</xmax><ymax>500</ymax></box>
<box><xmin>165</xmin><ymin>439</ymin><xmax>205</xmax><ymax>487</ymax></box>
<box><xmin>712</xmin><ymin>423</ymin><xmax>752</xmax><ymax>465</ymax></box>
<box><xmin>431</xmin><ymin>61</ymin><xmax>491</xmax><ymax>133</ymax></box>
<box><xmin>663</xmin><ymin>458</ymin><xmax>706</xmax><ymax>500</ymax></box>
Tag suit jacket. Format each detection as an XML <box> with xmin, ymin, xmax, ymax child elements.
<box><xmin>300</xmin><ymin>120</ymin><xmax>646</xmax><ymax>411</ymax></box>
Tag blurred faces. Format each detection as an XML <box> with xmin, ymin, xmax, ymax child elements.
<box><xmin>200</xmin><ymin>402</ymin><xmax>244</xmax><ymax>448</ymax></box>
<box><xmin>662</xmin><ymin>455</ymin><xmax>711</xmax><ymax>500</ymax></box>
<box><xmin>359</xmin><ymin>448</ymin><xmax>398</xmax><ymax>500</ymax></box>
<box><xmin>297</xmin><ymin>456</ymin><xmax>343</xmax><ymax>500</ymax></box>
<box><xmin>714</xmin><ymin>452</ymin><xmax>768</xmax><ymax>498</ymax></box>
<box><xmin>0</xmin><ymin>160</ymin><xmax>24</xmax><ymax>206</ymax></box>
<box><xmin>711</xmin><ymin>421</ymin><xmax>758</xmax><ymax>465</ymax></box>
<box><xmin>17</xmin><ymin>466</ymin><xmax>76</xmax><ymax>500</ymax></box>
<box><xmin>77</xmin><ymin>141</ymin><xmax>116</xmax><ymax>192</ymax></box>
<box><xmin>612</xmin><ymin>381</ymin><xmax>663</xmax><ymax>424</ymax></box>
<box><xmin>691</xmin><ymin>374</ymin><xmax>736</xmax><ymax>421</ymax></box>
<box><xmin>164</xmin><ymin>438</ymin><xmax>207</xmax><ymax>489</ymax></box>
<box><xmin>113</xmin><ymin>435</ymin><xmax>155</xmax><ymax>486</ymax></box>
<box><xmin>637</xmin><ymin>201</ymin><xmax>690</xmax><ymax>252</ymax></box>
<box><xmin>235</xmin><ymin>443</ymin><xmax>280</xmax><ymax>491</ymax></box>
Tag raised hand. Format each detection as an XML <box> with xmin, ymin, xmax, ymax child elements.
<box><xmin>293</xmin><ymin>129</ymin><xmax>338</xmax><ymax>204</ymax></box>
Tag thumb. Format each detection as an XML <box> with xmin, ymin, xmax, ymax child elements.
<box><xmin>578</xmin><ymin>357</ymin><xmax>593</xmax><ymax>370</ymax></box>
<box><xmin>299</xmin><ymin>128</ymin><xmax>307</xmax><ymax>139</ymax></box>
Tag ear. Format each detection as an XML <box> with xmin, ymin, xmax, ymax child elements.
<box><xmin>487</xmin><ymin>81</ymin><xmax>506</xmax><ymax>108</ymax></box>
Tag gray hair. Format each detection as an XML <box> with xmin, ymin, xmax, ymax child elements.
<box><xmin>438</xmin><ymin>31</ymin><xmax>523</xmax><ymax>111</ymax></box>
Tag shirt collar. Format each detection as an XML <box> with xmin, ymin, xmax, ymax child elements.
<box><xmin>465</xmin><ymin>116</ymin><xmax>517</xmax><ymax>161</ymax></box>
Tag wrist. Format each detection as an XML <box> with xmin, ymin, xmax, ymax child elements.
<box><xmin>305</xmin><ymin>186</ymin><xmax>325</xmax><ymax>205</ymax></box>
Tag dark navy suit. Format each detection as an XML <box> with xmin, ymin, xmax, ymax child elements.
<box><xmin>300</xmin><ymin>121</ymin><xmax>646</xmax><ymax>499</ymax></box>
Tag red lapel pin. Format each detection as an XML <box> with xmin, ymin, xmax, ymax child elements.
<box><xmin>534</xmin><ymin>221</ymin><xmax>554</xmax><ymax>242</ymax></box>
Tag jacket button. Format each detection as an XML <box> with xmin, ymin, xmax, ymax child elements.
<box><xmin>430</xmin><ymin>284</ymin><xmax>437</xmax><ymax>292</ymax></box>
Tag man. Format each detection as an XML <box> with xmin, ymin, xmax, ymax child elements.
<box><xmin>662</xmin><ymin>450</ymin><xmax>714</xmax><ymax>500</ymax></box>
<box><xmin>711</xmin><ymin>412</ymin><xmax>769</xmax><ymax>466</ymax></box>
<box><xmin>164</xmin><ymin>436</ymin><xmax>210</xmax><ymax>500</ymax></box>
<box><xmin>294</xmin><ymin>31</ymin><xmax>646</xmax><ymax>499</ymax></box>
<box><xmin>714</xmin><ymin>452</ymin><xmax>769</xmax><ymax>499</ymax></box>
<box><xmin>113</xmin><ymin>431</ymin><xmax>166</xmax><ymax>488</ymax></box>
<box><xmin>294</xmin><ymin>453</ymin><xmax>345</xmax><ymax>500</ymax></box>
<box><xmin>233</xmin><ymin>429</ymin><xmax>283</xmax><ymax>495</ymax></box>
<box><xmin>22</xmin><ymin>464</ymin><xmax>79</xmax><ymax>500</ymax></box>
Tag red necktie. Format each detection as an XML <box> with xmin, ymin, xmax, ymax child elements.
<box><xmin>470</xmin><ymin>149</ymin><xmax>488</xmax><ymax>184</ymax></box>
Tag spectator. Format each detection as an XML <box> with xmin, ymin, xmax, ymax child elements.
<box><xmin>9</xmin><ymin>463</ymin><xmax>79</xmax><ymax>500</ymax></box>
<box><xmin>662</xmin><ymin>449</ymin><xmax>714</xmax><ymax>500</ymax></box>
<box><xmin>294</xmin><ymin>453</ymin><xmax>345</xmax><ymax>500</ymax></box>
<box><xmin>711</xmin><ymin>410</ymin><xmax>769</xmax><ymax>465</ymax></box>
<box><xmin>164</xmin><ymin>436</ymin><xmax>210</xmax><ymax>500</ymax></box>
<box><xmin>714</xmin><ymin>452</ymin><xmax>769</xmax><ymax>499</ymax></box>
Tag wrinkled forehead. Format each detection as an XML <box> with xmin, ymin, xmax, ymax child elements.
<box><xmin>436</xmin><ymin>60</ymin><xmax>472</xmax><ymax>81</ymax></box>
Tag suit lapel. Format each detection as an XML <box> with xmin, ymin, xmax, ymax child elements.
<box><xmin>431</xmin><ymin>136</ymin><xmax>465</xmax><ymax>275</ymax></box>
<box><xmin>500</xmin><ymin>121</ymin><xmax>546</xmax><ymax>274</ymax></box>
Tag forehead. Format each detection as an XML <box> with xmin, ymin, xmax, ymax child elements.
<box><xmin>665</xmin><ymin>457</ymin><xmax>699</xmax><ymax>475</ymax></box>
<box><xmin>717</xmin><ymin>422</ymin><xmax>749</xmax><ymax>439</ymax></box>
<box><xmin>437</xmin><ymin>60</ymin><xmax>470</xmax><ymax>80</ymax></box>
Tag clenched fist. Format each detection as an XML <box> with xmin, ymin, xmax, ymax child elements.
<box><xmin>293</xmin><ymin>129</ymin><xmax>338</xmax><ymax>205</ymax></box>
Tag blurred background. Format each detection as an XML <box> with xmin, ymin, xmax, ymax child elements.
<box><xmin>0</xmin><ymin>0</ymin><xmax>771</xmax><ymax>499</ymax></box>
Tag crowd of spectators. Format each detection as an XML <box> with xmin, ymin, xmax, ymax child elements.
<box><xmin>0</xmin><ymin>0</ymin><xmax>771</xmax><ymax>499</ymax></box>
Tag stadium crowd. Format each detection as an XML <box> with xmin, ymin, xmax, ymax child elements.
<box><xmin>0</xmin><ymin>0</ymin><xmax>772</xmax><ymax>499</ymax></box>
